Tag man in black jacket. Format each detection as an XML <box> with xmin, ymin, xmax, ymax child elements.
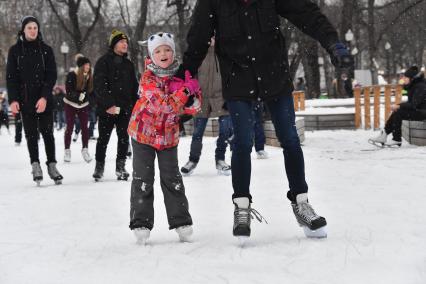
<box><xmin>370</xmin><ymin>66</ymin><xmax>426</xmax><ymax>146</ymax></box>
<box><xmin>178</xmin><ymin>0</ymin><xmax>353</xmax><ymax>238</ymax></box>
<box><xmin>93</xmin><ymin>29</ymin><xmax>139</xmax><ymax>181</ymax></box>
<box><xmin>6</xmin><ymin>16</ymin><xmax>63</xmax><ymax>186</ymax></box>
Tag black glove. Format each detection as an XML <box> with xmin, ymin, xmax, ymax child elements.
<box><xmin>185</xmin><ymin>94</ymin><xmax>195</xmax><ymax>107</ymax></box>
<box><xmin>327</xmin><ymin>43</ymin><xmax>354</xmax><ymax>69</ymax></box>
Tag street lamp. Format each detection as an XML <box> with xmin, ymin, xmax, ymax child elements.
<box><xmin>60</xmin><ymin>41</ymin><xmax>69</xmax><ymax>74</ymax></box>
<box><xmin>345</xmin><ymin>29</ymin><xmax>354</xmax><ymax>42</ymax></box>
<box><xmin>385</xmin><ymin>42</ymin><xmax>392</xmax><ymax>84</ymax></box>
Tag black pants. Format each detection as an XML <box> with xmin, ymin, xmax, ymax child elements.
<box><xmin>129</xmin><ymin>140</ymin><xmax>192</xmax><ymax>230</ymax></box>
<box><xmin>0</xmin><ymin>111</ymin><xmax>9</xmax><ymax>130</ymax></box>
<box><xmin>385</xmin><ymin>109</ymin><xmax>426</xmax><ymax>141</ymax></box>
<box><xmin>95</xmin><ymin>113</ymin><xmax>130</xmax><ymax>163</ymax></box>
<box><xmin>21</xmin><ymin>112</ymin><xmax>56</xmax><ymax>164</ymax></box>
<box><xmin>15</xmin><ymin>113</ymin><xmax>23</xmax><ymax>143</ymax></box>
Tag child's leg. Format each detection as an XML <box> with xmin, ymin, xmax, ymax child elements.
<box><xmin>129</xmin><ymin>141</ymin><xmax>156</xmax><ymax>230</ymax></box>
<box><xmin>157</xmin><ymin>146</ymin><xmax>192</xmax><ymax>230</ymax></box>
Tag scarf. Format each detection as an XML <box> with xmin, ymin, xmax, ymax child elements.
<box><xmin>146</xmin><ymin>60</ymin><xmax>180</xmax><ymax>78</ymax></box>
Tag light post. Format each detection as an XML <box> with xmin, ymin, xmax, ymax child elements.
<box><xmin>60</xmin><ymin>41</ymin><xmax>69</xmax><ymax>74</ymax></box>
<box><xmin>351</xmin><ymin>47</ymin><xmax>359</xmax><ymax>69</ymax></box>
<box><xmin>385</xmin><ymin>42</ymin><xmax>392</xmax><ymax>84</ymax></box>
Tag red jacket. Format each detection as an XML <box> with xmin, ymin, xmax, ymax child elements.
<box><xmin>128</xmin><ymin>68</ymin><xmax>199</xmax><ymax>150</ymax></box>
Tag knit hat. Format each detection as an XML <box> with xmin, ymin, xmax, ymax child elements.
<box><xmin>404</xmin><ymin>66</ymin><xmax>420</xmax><ymax>79</ymax></box>
<box><xmin>76</xmin><ymin>56</ymin><xmax>90</xmax><ymax>68</ymax></box>
<box><xmin>147</xmin><ymin>32</ymin><xmax>176</xmax><ymax>65</ymax></box>
<box><xmin>21</xmin><ymin>15</ymin><xmax>39</xmax><ymax>32</ymax></box>
<box><xmin>109</xmin><ymin>29</ymin><xmax>128</xmax><ymax>48</ymax></box>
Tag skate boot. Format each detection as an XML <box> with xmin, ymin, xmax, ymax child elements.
<box><xmin>72</xmin><ymin>132</ymin><xmax>79</xmax><ymax>142</ymax></box>
<box><xmin>64</xmin><ymin>149</ymin><xmax>71</xmax><ymax>163</ymax></box>
<box><xmin>256</xmin><ymin>150</ymin><xmax>269</xmax><ymax>159</ymax></box>
<box><xmin>216</xmin><ymin>160</ymin><xmax>231</xmax><ymax>176</ymax></box>
<box><xmin>31</xmin><ymin>162</ymin><xmax>43</xmax><ymax>186</ymax></box>
<box><xmin>46</xmin><ymin>162</ymin><xmax>63</xmax><ymax>185</ymax></box>
<box><xmin>385</xmin><ymin>139</ymin><xmax>402</xmax><ymax>147</ymax></box>
<box><xmin>116</xmin><ymin>159</ymin><xmax>129</xmax><ymax>181</ymax></box>
<box><xmin>93</xmin><ymin>161</ymin><xmax>105</xmax><ymax>181</ymax></box>
<box><xmin>81</xmin><ymin>148</ymin><xmax>92</xmax><ymax>163</ymax></box>
<box><xmin>368</xmin><ymin>129</ymin><xmax>388</xmax><ymax>147</ymax></box>
<box><xmin>180</xmin><ymin>160</ymin><xmax>197</xmax><ymax>176</ymax></box>
<box><xmin>133</xmin><ymin>227</ymin><xmax>150</xmax><ymax>245</ymax></box>
<box><xmin>289</xmin><ymin>193</ymin><xmax>327</xmax><ymax>238</ymax></box>
<box><xmin>233</xmin><ymin>197</ymin><xmax>267</xmax><ymax>245</ymax></box>
<box><xmin>175</xmin><ymin>225</ymin><xmax>193</xmax><ymax>242</ymax></box>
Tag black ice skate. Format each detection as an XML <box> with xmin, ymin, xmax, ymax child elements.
<box><xmin>31</xmin><ymin>162</ymin><xmax>43</xmax><ymax>186</ymax></box>
<box><xmin>116</xmin><ymin>159</ymin><xmax>129</xmax><ymax>181</ymax></box>
<box><xmin>233</xmin><ymin>197</ymin><xmax>267</xmax><ymax>245</ymax></box>
<box><xmin>93</xmin><ymin>161</ymin><xmax>105</xmax><ymax>182</ymax></box>
<box><xmin>180</xmin><ymin>160</ymin><xmax>197</xmax><ymax>176</ymax></box>
<box><xmin>46</xmin><ymin>162</ymin><xmax>63</xmax><ymax>185</ymax></box>
<box><xmin>289</xmin><ymin>193</ymin><xmax>327</xmax><ymax>238</ymax></box>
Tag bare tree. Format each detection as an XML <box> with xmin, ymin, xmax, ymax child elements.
<box><xmin>46</xmin><ymin>0</ymin><xmax>103</xmax><ymax>52</ymax></box>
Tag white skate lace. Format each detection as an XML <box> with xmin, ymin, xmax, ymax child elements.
<box><xmin>298</xmin><ymin>202</ymin><xmax>319</xmax><ymax>222</ymax></box>
<box><xmin>235</xmin><ymin>207</ymin><xmax>268</xmax><ymax>225</ymax></box>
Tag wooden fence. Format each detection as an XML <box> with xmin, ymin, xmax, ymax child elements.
<box><xmin>354</xmin><ymin>85</ymin><xmax>403</xmax><ymax>129</ymax></box>
<box><xmin>293</xmin><ymin>91</ymin><xmax>305</xmax><ymax>111</ymax></box>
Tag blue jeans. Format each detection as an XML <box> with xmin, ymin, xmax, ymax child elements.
<box><xmin>253</xmin><ymin>102</ymin><xmax>265</xmax><ymax>152</ymax></box>
<box><xmin>227</xmin><ymin>96</ymin><xmax>308</xmax><ymax>201</ymax></box>
<box><xmin>56</xmin><ymin>110</ymin><xmax>65</xmax><ymax>129</ymax></box>
<box><xmin>88</xmin><ymin>108</ymin><xmax>97</xmax><ymax>137</ymax></box>
<box><xmin>189</xmin><ymin>116</ymin><xmax>233</xmax><ymax>163</ymax></box>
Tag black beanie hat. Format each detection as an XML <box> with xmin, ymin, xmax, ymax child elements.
<box><xmin>76</xmin><ymin>56</ymin><xmax>91</xmax><ymax>68</ymax></box>
<box><xmin>21</xmin><ymin>15</ymin><xmax>40</xmax><ymax>32</ymax></box>
<box><xmin>404</xmin><ymin>66</ymin><xmax>420</xmax><ymax>79</ymax></box>
<box><xmin>109</xmin><ymin>29</ymin><xmax>128</xmax><ymax>48</ymax></box>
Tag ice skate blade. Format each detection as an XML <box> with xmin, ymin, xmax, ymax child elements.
<box><xmin>35</xmin><ymin>181</ymin><xmax>41</xmax><ymax>187</ymax></box>
<box><xmin>237</xmin><ymin>236</ymin><xmax>249</xmax><ymax>247</ymax></box>
<box><xmin>54</xmin><ymin>180</ymin><xmax>62</xmax><ymax>185</ymax></box>
<box><xmin>217</xmin><ymin>169</ymin><xmax>231</xmax><ymax>176</ymax></box>
<box><xmin>303</xmin><ymin>226</ymin><xmax>327</xmax><ymax>238</ymax></box>
<box><xmin>368</xmin><ymin>139</ymin><xmax>385</xmax><ymax>148</ymax></box>
<box><xmin>181</xmin><ymin>169</ymin><xmax>194</xmax><ymax>176</ymax></box>
<box><xmin>176</xmin><ymin>226</ymin><xmax>193</xmax><ymax>242</ymax></box>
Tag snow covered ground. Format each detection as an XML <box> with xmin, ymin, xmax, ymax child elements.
<box><xmin>1</xmin><ymin>127</ymin><xmax>425</xmax><ymax>284</ymax></box>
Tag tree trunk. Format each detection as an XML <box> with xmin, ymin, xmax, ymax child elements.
<box><xmin>368</xmin><ymin>0</ymin><xmax>378</xmax><ymax>84</ymax></box>
<box><xmin>301</xmin><ymin>36</ymin><xmax>321</xmax><ymax>99</ymax></box>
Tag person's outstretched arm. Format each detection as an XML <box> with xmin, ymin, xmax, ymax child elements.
<box><xmin>177</xmin><ymin>0</ymin><xmax>215</xmax><ymax>79</ymax></box>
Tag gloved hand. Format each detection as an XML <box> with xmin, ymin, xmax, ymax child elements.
<box><xmin>183</xmin><ymin>70</ymin><xmax>200</xmax><ymax>95</ymax></box>
<box><xmin>327</xmin><ymin>43</ymin><xmax>354</xmax><ymax>69</ymax></box>
<box><xmin>168</xmin><ymin>77</ymin><xmax>185</xmax><ymax>94</ymax></box>
<box><xmin>79</xmin><ymin>92</ymin><xmax>86</xmax><ymax>102</ymax></box>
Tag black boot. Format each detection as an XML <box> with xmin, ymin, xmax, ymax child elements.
<box><xmin>116</xmin><ymin>159</ymin><xmax>129</xmax><ymax>181</ymax></box>
<box><xmin>93</xmin><ymin>161</ymin><xmax>105</xmax><ymax>181</ymax></box>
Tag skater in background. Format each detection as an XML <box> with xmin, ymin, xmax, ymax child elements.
<box><xmin>0</xmin><ymin>92</ymin><xmax>10</xmax><ymax>135</ymax></box>
<box><xmin>63</xmin><ymin>56</ymin><xmax>93</xmax><ymax>163</ymax></box>
<box><xmin>13</xmin><ymin>112</ymin><xmax>23</xmax><ymax>146</ymax></box>
<box><xmin>53</xmin><ymin>86</ymin><xmax>65</xmax><ymax>130</ymax></box>
<box><xmin>295</xmin><ymin>77</ymin><xmax>306</xmax><ymax>92</ymax></box>
<box><xmin>6</xmin><ymin>16</ymin><xmax>63</xmax><ymax>185</ymax></box>
<box><xmin>178</xmin><ymin>0</ymin><xmax>353</xmax><ymax>239</ymax></box>
<box><xmin>370</xmin><ymin>66</ymin><xmax>426</xmax><ymax>147</ymax></box>
<box><xmin>92</xmin><ymin>29</ymin><xmax>138</xmax><ymax>181</ymax></box>
<box><xmin>180</xmin><ymin>36</ymin><xmax>233</xmax><ymax>176</ymax></box>
<box><xmin>128</xmin><ymin>32</ymin><xmax>201</xmax><ymax>244</ymax></box>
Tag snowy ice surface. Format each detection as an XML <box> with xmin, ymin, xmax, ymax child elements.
<box><xmin>0</xmin><ymin>127</ymin><xmax>425</xmax><ymax>284</ymax></box>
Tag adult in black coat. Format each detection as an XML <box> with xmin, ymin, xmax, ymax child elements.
<box><xmin>177</xmin><ymin>0</ymin><xmax>354</xmax><ymax>238</ymax></box>
<box><xmin>92</xmin><ymin>29</ymin><xmax>139</xmax><ymax>181</ymax></box>
<box><xmin>6</xmin><ymin>16</ymin><xmax>63</xmax><ymax>185</ymax></box>
<box><xmin>371</xmin><ymin>66</ymin><xmax>426</xmax><ymax>146</ymax></box>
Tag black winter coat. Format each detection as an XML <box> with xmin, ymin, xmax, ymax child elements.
<box><xmin>93</xmin><ymin>50</ymin><xmax>138</xmax><ymax>116</ymax></box>
<box><xmin>400</xmin><ymin>74</ymin><xmax>426</xmax><ymax>116</ymax></box>
<box><xmin>179</xmin><ymin>0</ymin><xmax>339</xmax><ymax>101</ymax></box>
<box><xmin>65</xmin><ymin>71</ymin><xmax>92</xmax><ymax>106</ymax></box>
<box><xmin>6</xmin><ymin>37</ymin><xmax>57</xmax><ymax>114</ymax></box>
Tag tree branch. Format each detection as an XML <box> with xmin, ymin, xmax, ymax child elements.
<box><xmin>46</xmin><ymin>0</ymin><xmax>74</xmax><ymax>36</ymax></box>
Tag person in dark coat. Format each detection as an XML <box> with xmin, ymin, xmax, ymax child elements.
<box><xmin>6</xmin><ymin>16</ymin><xmax>63</xmax><ymax>185</ymax></box>
<box><xmin>63</xmin><ymin>56</ymin><xmax>94</xmax><ymax>163</ymax></box>
<box><xmin>370</xmin><ymin>66</ymin><xmax>426</xmax><ymax>146</ymax></box>
<box><xmin>92</xmin><ymin>29</ymin><xmax>139</xmax><ymax>181</ymax></box>
<box><xmin>53</xmin><ymin>86</ymin><xmax>65</xmax><ymax>130</ymax></box>
<box><xmin>177</xmin><ymin>0</ymin><xmax>353</xmax><ymax>238</ymax></box>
